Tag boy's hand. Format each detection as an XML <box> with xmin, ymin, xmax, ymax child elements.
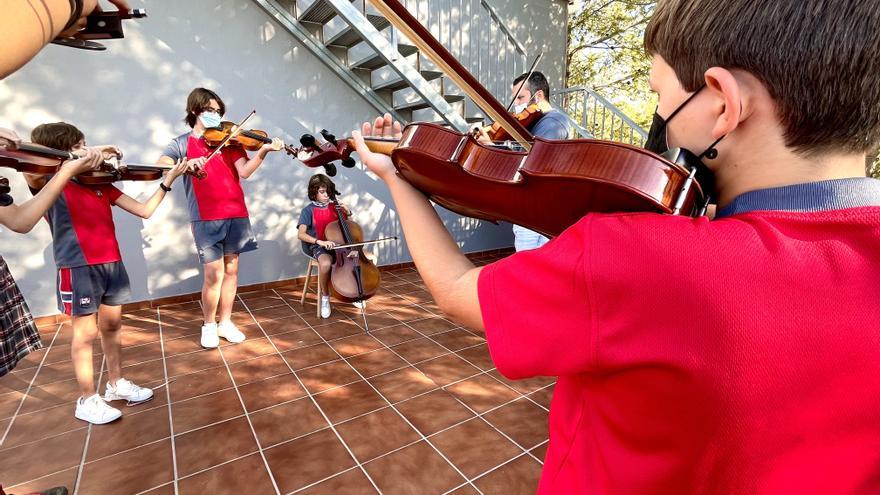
<box><xmin>186</xmin><ymin>157</ymin><xmax>208</xmax><ymax>172</ymax></box>
<box><xmin>87</xmin><ymin>144</ymin><xmax>123</xmax><ymax>160</ymax></box>
<box><xmin>317</xmin><ymin>240</ymin><xmax>337</xmax><ymax>249</ymax></box>
<box><xmin>351</xmin><ymin>114</ymin><xmax>401</xmax><ymax>183</ymax></box>
<box><xmin>0</xmin><ymin>128</ymin><xmax>21</xmax><ymax>149</ymax></box>
<box><xmin>167</xmin><ymin>159</ymin><xmax>190</xmax><ymax>181</ymax></box>
<box><xmin>60</xmin><ymin>149</ymin><xmax>104</xmax><ymax>176</ymax></box>
<box><xmin>261</xmin><ymin>137</ymin><xmax>284</xmax><ymax>153</ymax></box>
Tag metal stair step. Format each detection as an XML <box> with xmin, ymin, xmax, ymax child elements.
<box><xmin>299</xmin><ymin>0</ymin><xmax>337</xmax><ymax>23</ymax></box>
<box><xmin>395</xmin><ymin>94</ymin><xmax>465</xmax><ymax>112</ymax></box>
<box><xmin>324</xmin><ymin>13</ymin><xmax>389</xmax><ymax>47</ymax></box>
<box><xmin>350</xmin><ymin>43</ymin><xmax>418</xmax><ymax>70</ymax></box>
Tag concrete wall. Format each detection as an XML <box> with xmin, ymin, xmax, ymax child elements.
<box><xmin>0</xmin><ymin>0</ymin><xmax>519</xmax><ymax>317</ymax></box>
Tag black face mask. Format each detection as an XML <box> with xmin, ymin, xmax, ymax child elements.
<box><xmin>644</xmin><ymin>86</ymin><xmax>724</xmax><ymax>202</ymax></box>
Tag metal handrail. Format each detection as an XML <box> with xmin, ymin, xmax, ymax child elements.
<box><xmin>552</xmin><ymin>86</ymin><xmax>648</xmax><ymax>145</ymax></box>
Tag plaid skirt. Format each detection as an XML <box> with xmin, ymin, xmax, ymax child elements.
<box><xmin>0</xmin><ymin>256</ymin><xmax>42</xmax><ymax>377</ymax></box>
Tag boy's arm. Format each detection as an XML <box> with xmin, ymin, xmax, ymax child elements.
<box><xmin>112</xmin><ymin>160</ymin><xmax>189</xmax><ymax>219</ymax></box>
<box><xmin>235</xmin><ymin>138</ymin><xmax>284</xmax><ymax>179</ymax></box>
<box><xmin>351</xmin><ymin>115</ymin><xmax>484</xmax><ymax>331</ymax></box>
<box><xmin>0</xmin><ymin>150</ymin><xmax>103</xmax><ymax>233</ymax></box>
<box><xmin>298</xmin><ymin>224</ymin><xmax>335</xmax><ymax>249</ymax></box>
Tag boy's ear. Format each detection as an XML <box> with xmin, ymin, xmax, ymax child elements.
<box><xmin>703</xmin><ymin>67</ymin><xmax>745</xmax><ymax>139</ymax></box>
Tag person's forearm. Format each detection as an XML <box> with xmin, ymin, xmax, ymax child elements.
<box><xmin>135</xmin><ymin>180</ymin><xmax>172</xmax><ymax>219</ymax></box>
<box><xmin>384</xmin><ymin>174</ymin><xmax>475</xmax><ymax>302</ymax></box>
<box><xmin>1</xmin><ymin>0</ymin><xmax>73</xmax><ymax>79</ymax></box>
<box><xmin>298</xmin><ymin>231</ymin><xmax>318</xmax><ymax>244</ymax></box>
<box><xmin>3</xmin><ymin>167</ymin><xmax>74</xmax><ymax>232</ymax></box>
<box><xmin>239</xmin><ymin>149</ymin><xmax>269</xmax><ymax>179</ymax></box>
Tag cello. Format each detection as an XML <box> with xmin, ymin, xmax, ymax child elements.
<box><xmin>293</xmin><ymin>0</ymin><xmax>709</xmax><ymax>238</ymax></box>
<box><xmin>323</xmin><ymin>192</ymin><xmax>397</xmax><ymax>332</ymax></box>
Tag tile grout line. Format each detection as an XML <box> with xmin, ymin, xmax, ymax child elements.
<box><xmin>292</xmin><ymin>291</ymin><xmax>486</xmax><ymax>495</ymax></box>
<box><xmin>252</xmin><ymin>288</ymin><xmax>385</xmax><ymax>495</ymax></box>
<box><xmin>157</xmin><ymin>306</ymin><xmax>181</xmax><ymax>495</ymax></box>
<box><xmin>210</xmin><ymin>295</ymin><xmax>281</xmax><ymax>495</ymax></box>
<box><xmin>0</xmin><ymin>323</ymin><xmax>62</xmax><ymax>446</ymax></box>
<box><xmin>73</xmin><ymin>338</ymin><xmax>108</xmax><ymax>495</ymax></box>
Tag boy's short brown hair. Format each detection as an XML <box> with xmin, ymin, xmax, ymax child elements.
<box><xmin>185</xmin><ymin>88</ymin><xmax>225</xmax><ymax>128</ymax></box>
<box><xmin>31</xmin><ymin>122</ymin><xmax>84</xmax><ymax>152</ymax></box>
<box><xmin>307</xmin><ymin>174</ymin><xmax>337</xmax><ymax>201</ymax></box>
<box><xmin>645</xmin><ymin>0</ymin><xmax>880</xmax><ymax>156</ymax></box>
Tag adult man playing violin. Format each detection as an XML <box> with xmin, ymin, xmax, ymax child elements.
<box><xmin>24</xmin><ymin>122</ymin><xmax>188</xmax><ymax>425</ymax></box>
<box><xmin>478</xmin><ymin>71</ymin><xmax>569</xmax><ymax>251</ymax></box>
<box><xmin>157</xmin><ymin>88</ymin><xmax>284</xmax><ymax>349</ymax></box>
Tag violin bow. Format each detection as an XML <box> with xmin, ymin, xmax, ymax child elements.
<box><xmin>203</xmin><ymin>110</ymin><xmax>257</xmax><ymax>164</ymax></box>
<box><xmin>506</xmin><ymin>53</ymin><xmax>543</xmax><ymax>112</ymax></box>
<box><xmin>368</xmin><ymin>0</ymin><xmax>534</xmax><ymax>150</ymax></box>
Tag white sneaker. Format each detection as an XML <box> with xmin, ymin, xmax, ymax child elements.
<box><xmin>217</xmin><ymin>320</ymin><xmax>246</xmax><ymax>343</ymax></box>
<box><xmin>104</xmin><ymin>377</ymin><xmax>154</xmax><ymax>403</ymax></box>
<box><xmin>201</xmin><ymin>322</ymin><xmax>219</xmax><ymax>348</ymax></box>
<box><xmin>75</xmin><ymin>394</ymin><xmax>122</xmax><ymax>425</ymax></box>
<box><xmin>320</xmin><ymin>295</ymin><xmax>331</xmax><ymax>318</ymax></box>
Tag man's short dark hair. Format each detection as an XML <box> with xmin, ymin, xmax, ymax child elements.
<box><xmin>513</xmin><ymin>71</ymin><xmax>550</xmax><ymax>100</ymax></box>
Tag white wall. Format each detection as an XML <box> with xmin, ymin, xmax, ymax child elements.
<box><xmin>0</xmin><ymin>0</ymin><xmax>514</xmax><ymax>317</ymax></box>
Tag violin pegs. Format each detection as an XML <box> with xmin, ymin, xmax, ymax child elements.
<box><xmin>341</xmin><ymin>157</ymin><xmax>356</xmax><ymax>168</ymax></box>
<box><xmin>319</xmin><ymin>129</ymin><xmax>338</xmax><ymax>146</ymax></box>
<box><xmin>323</xmin><ymin>163</ymin><xmax>337</xmax><ymax>177</ymax></box>
<box><xmin>300</xmin><ymin>134</ymin><xmax>317</xmax><ymax>149</ymax></box>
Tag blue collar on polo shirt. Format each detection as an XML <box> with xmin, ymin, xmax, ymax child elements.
<box><xmin>715</xmin><ymin>177</ymin><xmax>880</xmax><ymax>218</ymax></box>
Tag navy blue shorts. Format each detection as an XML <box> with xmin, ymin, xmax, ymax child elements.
<box><xmin>191</xmin><ymin>218</ymin><xmax>259</xmax><ymax>264</ymax></box>
<box><xmin>57</xmin><ymin>262</ymin><xmax>131</xmax><ymax>316</ymax></box>
<box><xmin>304</xmin><ymin>243</ymin><xmax>334</xmax><ymax>261</ymax></box>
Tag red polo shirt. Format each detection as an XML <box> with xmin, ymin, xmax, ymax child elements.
<box><xmin>478</xmin><ymin>178</ymin><xmax>880</xmax><ymax>494</ymax></box>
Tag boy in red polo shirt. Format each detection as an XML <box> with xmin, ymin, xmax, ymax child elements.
<box><xmin>158</xmin><ymin>88</ymin><xmax>284</xmax><ymax>348</ymax></box>
<box><xmin>352</xmin><ymin>0</ymin><xmax>880</xmax><ymax>492</ymax></box>
<box><xmin>26</xmin><ymin>122</ymin><xmax>188</xmax><ymax>424</ymax></box>
<box><xmin>0</xmin><ymin>127</ymin><xmax>103</xmax><ymax>377</ymax></box>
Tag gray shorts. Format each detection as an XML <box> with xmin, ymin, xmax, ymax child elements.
<box><xmin>57</xmin><ymin>262</ymin><xmax>131</xmax><ymax>316</ymax></box>
<box><xmin>304</xmin><ymin>243</ymin><xmax>334</xmax><ymax>261</ymax></box>
<box><xmin>191</xmin><ymin>218</ymin><xmax>259</xmax><ymax>264</ymax></box>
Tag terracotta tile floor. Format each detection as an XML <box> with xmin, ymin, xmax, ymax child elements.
<box><xmin>0</xmin><ymin>254</ymin><xmax>554</xmax><ymax>494</ymax></box>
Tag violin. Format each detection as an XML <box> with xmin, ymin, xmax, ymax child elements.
<box><xmin>479</xmin><ymin>103</ymin><xmax>544</xmax><ymax>143</ymax></box>
<box><xmin>294</xmin><ymin>130</ymin><xmax>362</xmax><ymax>177</ymax></box>
<box><xmin>204</xmin><ymin>121</ymin><xmax>298</xmax><ymax>156</ymax></box>
<box><xmin>51</xmin><ymin>8</ymin><xmax>147</xmax><ymax>51</ymax></box>
<box><xmin>0</xmin><ymin>141</ymin><xmax>174</xmax><ymax>185</ymax></box>
<box><xmin>296</xmin><ymin>0</ymin><xmax>708</xmax><ymax>238</ymax></box>
<box><xmin>0</xmin><ymin>176</ymin><xmax>12</xmax><ymax>207</ymax></box>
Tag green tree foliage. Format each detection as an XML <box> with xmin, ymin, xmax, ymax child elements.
<box><xmin>566</xmin><ymin>0</ymin><xmax>657</xmax><ymax>131</ymax></box>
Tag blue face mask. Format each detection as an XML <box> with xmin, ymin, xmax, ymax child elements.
<box><xmin>199</xmin><ymin>111</ymin><xmax>222</xmax><ymax>129</ymax></box>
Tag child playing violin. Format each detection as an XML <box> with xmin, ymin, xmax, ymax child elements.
<box><xmin>24</xmin><ymin>122</ymin><xmax>188</xmax><ymax>424</ymax></box>
<box><xmin>296</xmin><ymin>174</ymin><xmax>355</xmax><ymax>318</ymax></box>
<box><xmin>0</xmin><ymin>127</ymin><xmax>103</xmax><ymax>377</ymax></box>
<box><xmin>157</xmin><ymin>88</ymin><xmax>284</xmax><ymax>348</ymax></box>
<box><xmin>352</xmin><ymin>0</ymin><xmax>880</xmax><ymax>491</ymax></box>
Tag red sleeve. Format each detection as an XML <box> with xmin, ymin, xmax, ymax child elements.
<box><xmin>104</xmin><ymin>185</ymin><xmax>124</xmax><ymax>204</ymax></box>
<box><xmin>225</xmin><ymin>144</ymin><xmax>248</xmax><ymax>166</ymax></box>
<box><xmin>477</xmin><ymin>216</ymin><xmax>597</xmax><ymax>379</ymax></box>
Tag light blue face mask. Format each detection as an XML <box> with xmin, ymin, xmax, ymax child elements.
<box><xmin>199</xmin><ymin>111</ymin><xmax>222</xmax><ymax>129</ymax></box>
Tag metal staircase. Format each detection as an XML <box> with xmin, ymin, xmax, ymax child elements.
<box><xmin>252</xmin><ymin>0</ymin><xmax>644</xmax><ymax>141</ymax></box>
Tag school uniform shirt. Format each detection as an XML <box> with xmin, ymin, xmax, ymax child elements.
<box><xmin>40</xmin><ymin>180</ymin><xmax>123</xmax><ymax>268</ymax></box>
<box><xmin>297</xmin><ymin>202</ymin><xmax>346</xmax><ymax>254</ymax></box>
<box><xmin>162</xmin><ymin>133</ymin><xmax>249</xmax><ymax>222</ymax></box>
<box><xmin>478</xmin><ymin>177</ymin><xmax>880</xmax><ymax>494</ymax></box>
